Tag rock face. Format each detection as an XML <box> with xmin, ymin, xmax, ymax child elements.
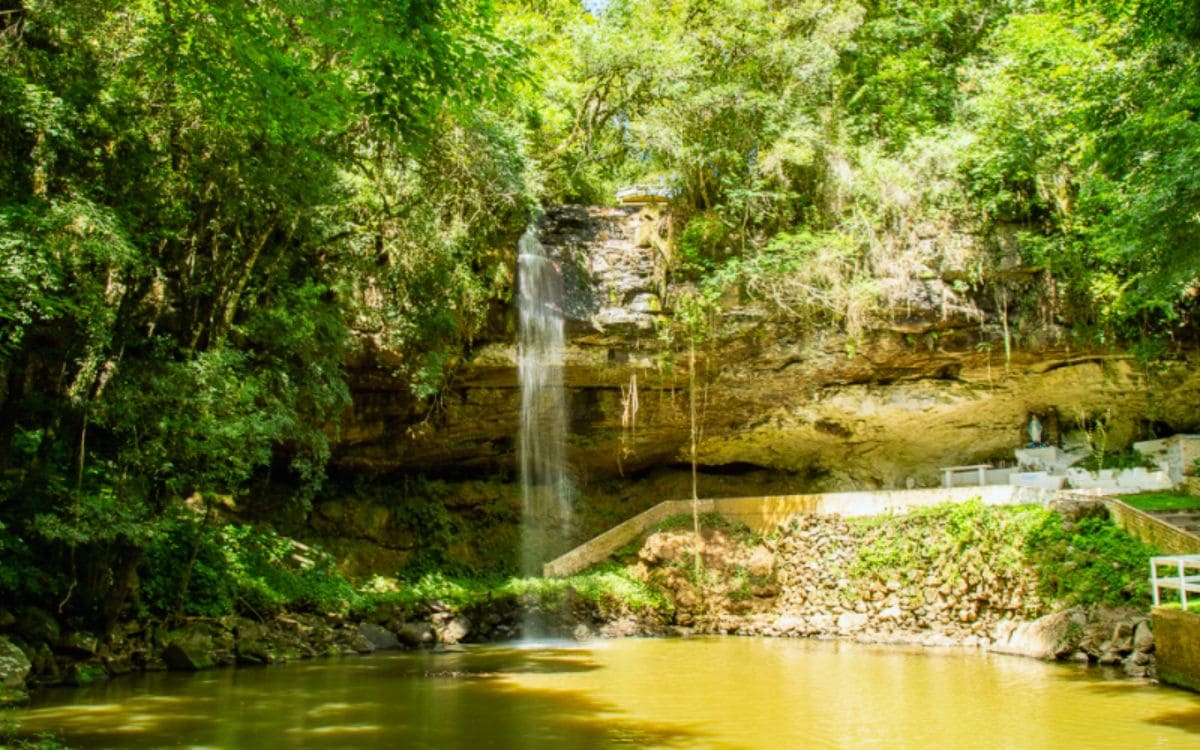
<box><xmin>0</xmin><ymin>635</ymin><xmax>32</xmax><ymax>705</ymax></box>
<box><xmin>333</xmin><ymin>205</ymin><xmax>1200</xmax><ymax>493</ymax></box>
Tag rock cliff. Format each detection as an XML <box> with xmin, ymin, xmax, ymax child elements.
<box><xmin>334</xmin><ymin>205</ymin><xmax>1200</xmax><ymax>492</ymax></box>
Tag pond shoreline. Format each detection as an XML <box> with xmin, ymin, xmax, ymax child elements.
<box><xmin>2</xmin><ymin>594</ymin><xmax>1158</xmax><ymax>709</ymax></box>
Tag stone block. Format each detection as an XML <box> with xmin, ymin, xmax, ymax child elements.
<box><xmin>1153</xmin><ymin>607</ymin><xmax>1200</xmax><ymax>692</ymax></box>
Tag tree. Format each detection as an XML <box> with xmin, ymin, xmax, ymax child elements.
<box><xmin>0</xmin><ymin>0</ymin><xmax>532</xmax><ymax>625</ymax></box>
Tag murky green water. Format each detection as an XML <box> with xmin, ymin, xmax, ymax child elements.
<box><xmin>10</xmin><ymin>637</ymin><xmax>1200</xmax><ymax>749</ymax></box>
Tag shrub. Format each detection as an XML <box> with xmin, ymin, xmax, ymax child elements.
<box><xmin>139</xmin><ymin>516</ymin><xmax>358</xmax><ymax>618</ymax></box>
<box><xmin>1025</xmin><ymin>514</ymin><xmax>1157</xmax><ymax>608</ymax></box>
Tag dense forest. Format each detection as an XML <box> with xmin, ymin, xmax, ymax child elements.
<box><xmin>1</xmin><ymin>0</ymin><xmax>1198</xmax><ymax>628</ymax></box>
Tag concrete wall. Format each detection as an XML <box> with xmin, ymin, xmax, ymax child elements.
<box><xmin>543</xmin><ymin>485</ymin><xmax>1054</xmax><ymax>578</ymax></box>
<box><xmin>1153</xmin><ymin>607</ymin><xmax>1200</xmax><ymax>693</ymax></box>
<box><xmin>1104</xmin><ymin>497</ymin><xmax>1200</xmax><ymax>555</ymax></box>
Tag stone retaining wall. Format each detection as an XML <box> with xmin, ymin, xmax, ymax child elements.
<box><xmin>543</xmin><ymin>485</ymin><xmax>1056</xmax><ymax>578</ymax></box>
<box><xmin>1103</xmin><ymin>497</ymin><xmax>1200</xmax><ymax>554</ymax></box>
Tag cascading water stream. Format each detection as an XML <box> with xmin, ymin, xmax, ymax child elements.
<box><xmin>517</xmin><ymin>228</ymin><xmax>572</xmax><ymax>576</ymax></box>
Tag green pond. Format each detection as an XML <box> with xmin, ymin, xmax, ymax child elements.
<box><xmin>10</xmin><ymin>637</ymin><xmax>1200</xmax><ymax>749</ymax></box>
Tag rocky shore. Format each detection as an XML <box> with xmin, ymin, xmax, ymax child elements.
<box><xmin>1</xmin><ymin>503</ymin><xmax>1161</xmax><ymax>706</ymax></box>
<box><xmin>0</xmin><ymin>588</ymin><xmax>666</xmax><ymax>706</ymax></box>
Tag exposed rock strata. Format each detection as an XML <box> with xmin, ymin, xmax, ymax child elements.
<box><xmin>334</xmin><ymin>205</ymin><xmax>1200</xmax><ymax>492</ymax></box>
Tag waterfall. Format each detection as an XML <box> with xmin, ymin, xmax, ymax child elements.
<box><xmin>517</xmin><ymin>227</ymin><xmax>572</xmax><ymax>576</ymax></box>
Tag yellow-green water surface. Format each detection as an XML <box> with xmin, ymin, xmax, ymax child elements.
<box><xmin>10</xmin><ymin>637</ymin><xmax>1200</xmax><ymax>749</ymax></box>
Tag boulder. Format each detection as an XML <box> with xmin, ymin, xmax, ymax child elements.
<box><xmin>163</xmin><ymin>628</ymin><xmax>217</xmax><ymax>671</ymax></box>
<box><xmin>163</xmin><ymin>641</ymin><xmax>215</xmax><ymax>671</ymax></box>
<box><xmin>0</xmin><ymin>636</ymin><xmax>32</xmax><ymax>706</ymax></box>
<box><xmin>772</xmin><ymin>615</ymin><xmax>805</xmax><ymax>635</ymax></box>
<box><xmin>234</xmin><ymin>642</ymin><xmax>275</xmax><ymax>666</ymax></box>
<box><xmin>1133</xmin><ymin>620</ymin><xmax>1154</xmax><ymax>653</ymax></box>
<box><xmin>58</xmin><ymin>630</ymin><xmax>100</xmax><ymax>658</ymax></box>
<box><xmin>396</xmin><ymin>622</ymin><xmax>436</xmax><ymax>648</ymax></box>
<box><xmin>745</xmin><ymin>546</ymin><xmax>775</xmax><ymax>578</ymax></box>
<box><xmin>436</xmin><ymin>616</ymin><xmax>471</xmax><ymax>645</ymax></box>
<box><xmin>989</xmin><ymin>608</ymin><xmax>1087</xmax><ymax>660</ymax></box>
<box><xmin>13</xmin><ymin>607</ymin><xmax>59</xmax><ymax>645</ymax></box>
<box><xmin>837</xmin><ymin>613</ymin><xmax>869</xmax><ymax>632</ymax></box>
<box><xmin>357</xmin><ymin>622</ymin><xmax>400</xmax><ymax>651</ymax></box>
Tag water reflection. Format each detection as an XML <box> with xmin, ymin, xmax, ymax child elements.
<box><xmin>12</xmin><ymin>638</ymin><xmax>1200</xmax><ymax>749</ymax></box>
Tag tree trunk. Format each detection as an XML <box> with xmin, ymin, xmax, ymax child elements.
<box><xmin>175</xmin><ymin>498</ymin><xmax>215</xmax><ymax>619</ymax></box>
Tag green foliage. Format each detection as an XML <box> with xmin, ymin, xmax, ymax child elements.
<box><xmin>1025</xmin><ymin>513</ymin><xmax>1158</xmax><ymax>608</ymax></box>
<box><xmin>0</xmin><ymin>0</ymin><xmax>535</xmax><ymax>623</ymax></box>
<box><xmin>852</xmin><ymin>500</ymin><xmax>1046</xmax><ymax>580</ymax></box>
<box><xmin>524</xmin><ymin>0</ymin><xmax>1198</xmax><ymax>346</ymax></box>
<box><xmin>140</xmin><ymin>516</ymin><xmax>357</xmax><ymax>618</ymax></box>
<box><xmin>507</xmin><ymin>562</ymin><xmax>673</xmax><ymax>614</ymax></box>
<box><xmin>963</xmin><ymin>1</ymin><xmax>1200</xmax><ymax>343</ymax></box>
<box><xmin>677</xmin><ymin>213</ymin><xmax>733</xmax><ymax>273</ymax></box>
<box><xmin>355</xmin><ymin>565</ymin><xmax>671</xmax><ymax>618</ymax></box>
<box><xmin>851</xmin><ymin>500</ymin><xmax>1156</xmax><ymax>610</ymax></box>
<box><xmin>652</xmin><ymin>512</ymin><xmax>759</xmax><ymax>546</ymax></box>
<box><xmin>841</xmin><ymin>0</ymin><xmax>1013</xmax><ymax>149</ymax></box>
<box><xmin>1075</xmin><ymin>448</ymin><xmax>1157</xmax><ymax>472</ymax></box>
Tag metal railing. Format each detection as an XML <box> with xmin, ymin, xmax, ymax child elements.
<box><xmin>1150</xmin><ymin>554</ymin><xmax>1200</xmax><ymax>608</ymax></box>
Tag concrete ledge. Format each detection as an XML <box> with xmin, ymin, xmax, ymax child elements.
<box><xmin>1153</xmin><ymin>607</ymin><xmax>1200</xmax><ymax>692</ymax></box>
<box><xmin>543</xmin><ymin>485</ymin><xmax>1053</xmax><ymax>578</ymax></box>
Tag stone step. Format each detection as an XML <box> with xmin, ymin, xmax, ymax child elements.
<box><xmin>1150</xmin><ymin>512</ymin><xmax>1200</xmax><ymax>525</ymax></box>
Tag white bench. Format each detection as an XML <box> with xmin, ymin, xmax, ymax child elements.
<box><xmin>1150</xmin><ymin>554</ymin><xmax>1200</xmax><ymax>608</ymax></box>
<box><xmin>941</xmin><ymin>464</ymin><xmax>993</xmax><ymax>489</ymax></box>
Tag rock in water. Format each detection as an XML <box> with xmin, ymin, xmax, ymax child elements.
<box><xmin>436</xmin><ymin>616</ymin><xmax>471</xmax><ymax>645</ymax></box>
<box><xmin>357</xmin><ymin>622</ymin><xmax>400</xmax><ymax>651</ymax></box>
<box><xmin>163</xmin><ymin>640</ymin><xmax>216</xmax><ymax>671</ymax></box>
<box><xmin>397</xmin><ymin>622</ymin><xmax>436</xmax><ymax>648</ymax></box>
<box><xmin>989</xmin><ymin>608</ymin><xmax>1087</xmax><ymax>659</ymax></box>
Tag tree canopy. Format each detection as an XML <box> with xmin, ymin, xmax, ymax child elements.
<box><xmin>1</xmin><ymin>0</ymin><xmax>1198</xmax><ymax>622</ymax></box>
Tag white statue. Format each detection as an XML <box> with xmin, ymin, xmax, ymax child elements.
<box><xmin>1028</xmin><ymin>415</ymin><xmax>1043</xmax><ymax>446</ymax></box>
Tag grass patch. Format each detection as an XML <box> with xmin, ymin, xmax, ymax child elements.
<box><xmin>1121</xmin><ymin>492</ymin><xmax>1200</xmax><ymax>512</ymax></box>
<box><xmin>1157</xmin><ymin>600</ymin><xmax>1200</xmax><ymax>614</ymax></box>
